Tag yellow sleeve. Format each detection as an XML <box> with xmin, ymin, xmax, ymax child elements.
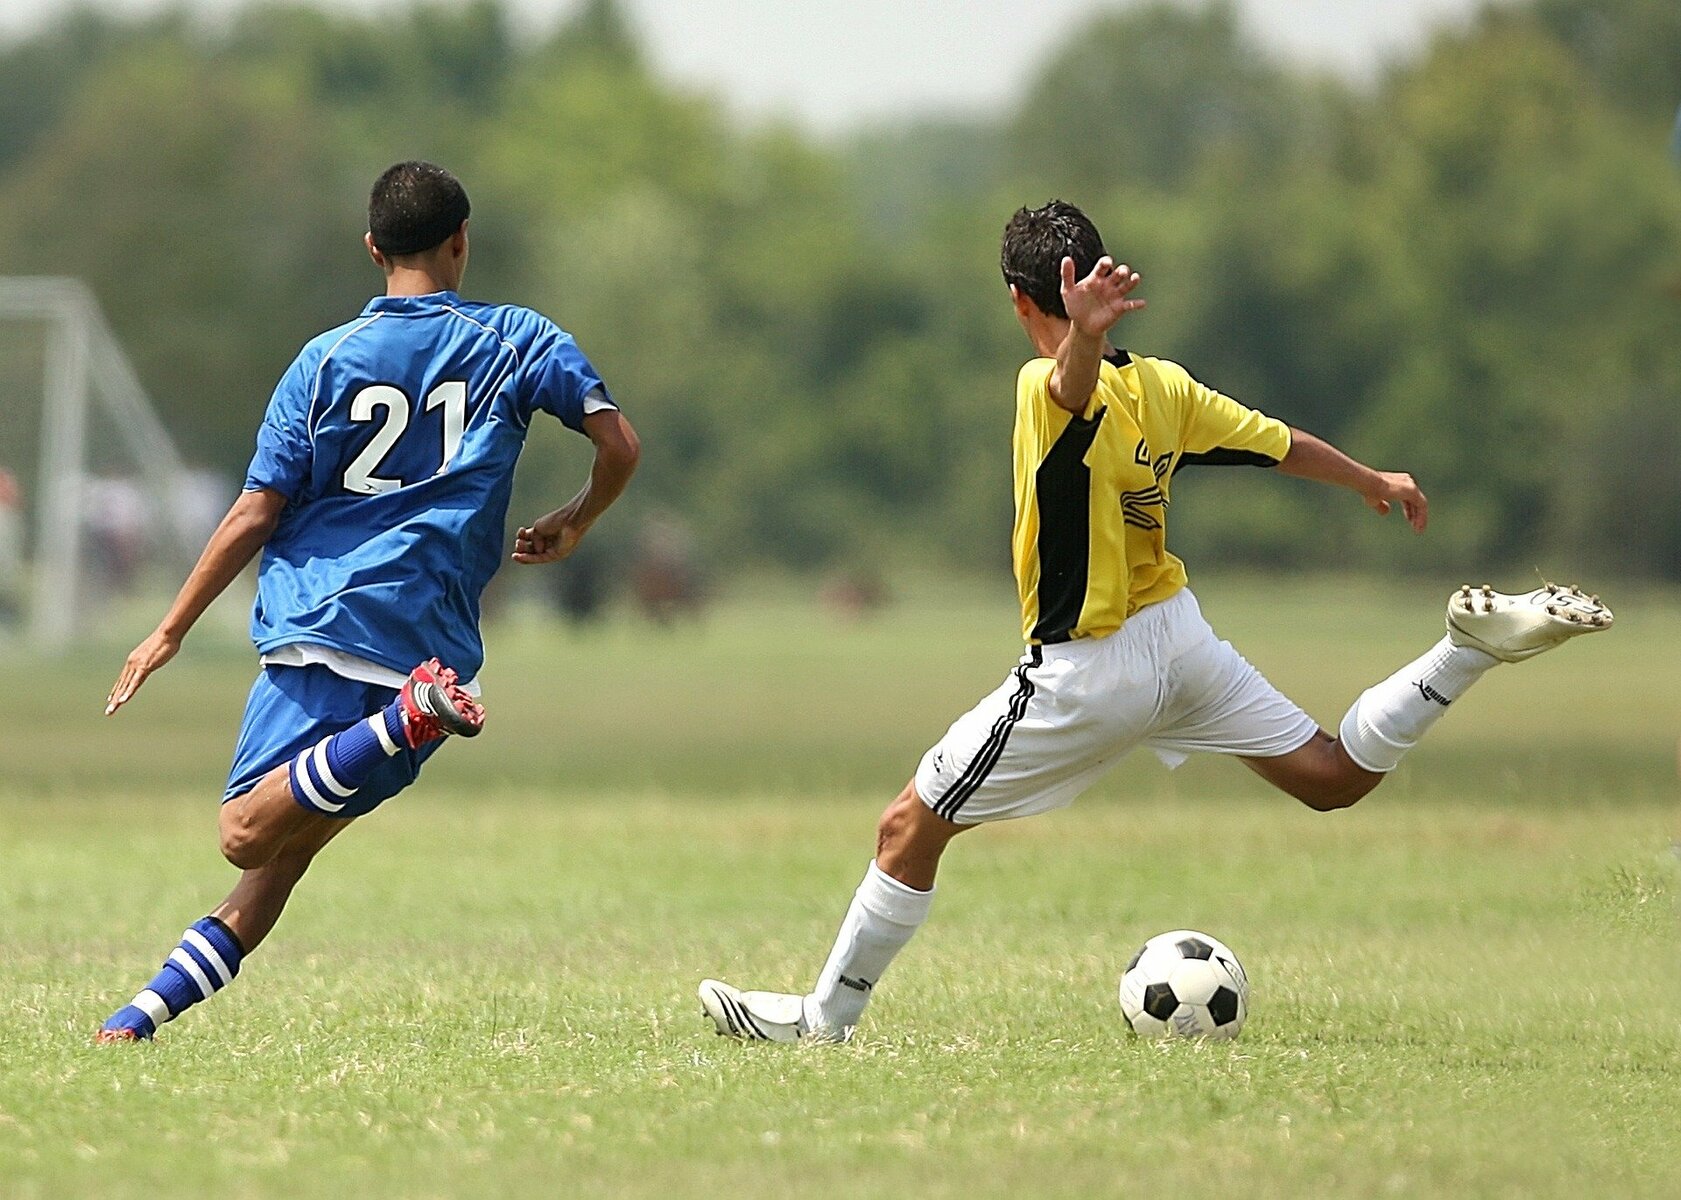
<box><xmin>1017</xmin><ymin>355</ymin><xmax>1106</xmax><ymax>425</ymax></box>
<box><xmin>1015</xmin><ymin>358</ymin><xmax>1073</xmax><ymax>456</ymax></box>
<box><xmin>1151</xmin><ymin>356</ymin><xmax>1291</xmax><ymax>465</ymax></box>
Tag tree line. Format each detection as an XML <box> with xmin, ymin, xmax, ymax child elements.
<box><xmin>1</xmin><ymin>0</ymin><xmax>1677</xmax><ymax>580</ymax></box>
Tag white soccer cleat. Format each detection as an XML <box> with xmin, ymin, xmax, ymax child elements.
<box><xmin>1446</xmin><ymin>582</ymin><xmax>1612</xmax><ymax>663</ymax></box>
<box><xmin>698</xmin><ymin>979</ymin><xmax>846</xmax><ymax>1043</ymax></box>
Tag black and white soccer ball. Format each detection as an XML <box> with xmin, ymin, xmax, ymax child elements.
<box><xmin>1118</xmin><ymin>929</ymin><xmax>1249</xmax><ymax>1040</ymax></box>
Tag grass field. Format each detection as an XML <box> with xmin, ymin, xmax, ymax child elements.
<box><xmin>2</xmin><ymin>576</ymin><xmax>1678</xmax><ymax>1198</ymax></box>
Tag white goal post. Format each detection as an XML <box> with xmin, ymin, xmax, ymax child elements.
<box><xmin>0</xmin><ymin>277</ymin><xmax>200</xmax><ymax>650</ymax></box>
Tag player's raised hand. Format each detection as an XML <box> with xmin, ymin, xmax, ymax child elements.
<box><xmin>1363</xmin><ymin>471</ymin><xmax>1429</xmax><ymax>533</ymax></box>
<box><xmin>512</xmin><ymin>503</ymin><xmax>590</xmax><ymax>564</ymax></box>
<box><xmin>105</xmin><ymin>629</ymin><xmax>181</xmax><ymax>715</ymax></box>
<box><xmin>1061</xmin><ymin>255</ymin><xmax>1145</xmax><ymax>338</ymax></box>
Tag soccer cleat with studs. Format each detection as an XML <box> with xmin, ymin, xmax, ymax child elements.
<box><xmin>698</xmin><ymin>979</ymin><xmax>851</xmax><ymax>1044</ymax></box>
<box><xmin>1445</xmin><ymin>582</ymin><xmax>1612</xmax><ymax>663</ymax></box>
<box><xmin>94</xmin><ymin>1026</ymin><xmax>147</xmax><ymax>1045</ymax></box>
<box><xmin>397</xmin><ymin>658</ymin><xmax>485</xmax><ymax>748</ymax></box>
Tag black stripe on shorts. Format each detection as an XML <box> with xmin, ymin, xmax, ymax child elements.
<box><xmin>933</xmin><ymin>645</ymin><xmax>1042</xmax><ymax>822</ymax></box>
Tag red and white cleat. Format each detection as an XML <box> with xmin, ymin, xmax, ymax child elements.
<box><xmin>397</xmin><ymin>658</ymin><xmax>485</xmax><ymax>748</ymax></box>
<box><xmin>93</xmin><ymin>1027</ymin><xmax>146</xmax><ymax>1045</ymax></box>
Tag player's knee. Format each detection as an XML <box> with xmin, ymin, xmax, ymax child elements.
<box><xmin>218</xmin><ymin>806</ymin><xmax>274</xmax><ymax>869</ymax></box>
<box><xmin>1298</xmin><ymin>788</ymin><xmax>1358</xmax><ymax>813</ymax></box>
<box><xmin>1296</xmin><ymin>773</ymin><xmax>1378</xmax><ymax>812</ymax></box>
<box><xmin>220</xmin><ymin>827</ymin><xmax>271</xmax><ymax>870</ymax></box>
<box><xmin>875</xmin><ymin>794</ymin><xmax>916</xmax><ymax>857</ymax></box>
<box><xmin>875</xmin><ymin>784</ymin><xmax>944</xmax><ymax>858</ymax></box>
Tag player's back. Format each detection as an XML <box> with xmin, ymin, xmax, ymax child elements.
<box><xmin>245</xmin><ymin>290</ymin><xmax>608</xmax><ymax>680</ymax></box>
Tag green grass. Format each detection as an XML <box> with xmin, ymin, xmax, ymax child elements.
<box><xmin>2</xmin><ymin>576</ymin><xmax>1678</xmax><ymax>1197</ymax></box>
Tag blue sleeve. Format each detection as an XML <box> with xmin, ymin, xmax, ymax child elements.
<box><xmin>526</xmin><ymin>323</ymin><xmax>612</xmax><ymax>433</ymax></box>
<box><xmin>243</xmin><ymin>352</ymin><xmax>315</xmax><ymax>500</ymax></box>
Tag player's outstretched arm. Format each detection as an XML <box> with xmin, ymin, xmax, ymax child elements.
<box><xmin>1049</xmin><ymin>256</ymin><xmax>1145</xmax><ymax>414</ymax></box>
<box><xmin>1277</xmin><ymin>427</ymin><xmax>1428</xmax><ymax>533</ymax></box>
<box><xmin>512</xmin><ymin>409</ymin><xmax>640</xmax><ymax>565</ymax></box>
<box><xmin>105</xmin><ymin>488</ymin><xmax>287</xmax><ymax>715</ymax></box>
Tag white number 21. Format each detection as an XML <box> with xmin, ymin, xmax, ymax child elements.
<box><xmin>342</xmin><ymin>381</ymin><xmax>466</xmax><ymax>495</ymax></box>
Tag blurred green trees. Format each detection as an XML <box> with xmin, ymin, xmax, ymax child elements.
<box><xmin>0</xmin><ymin>0</ymin><xmax>1675</xmax><ymax>579</ymax></box>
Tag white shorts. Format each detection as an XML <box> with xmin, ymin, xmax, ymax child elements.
<box><xmin>915</xmin><ymin>588</ymin><xmax>1320</xmax><ymax>825</ymax></box>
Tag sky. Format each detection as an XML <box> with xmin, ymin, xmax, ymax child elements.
<box><xmin>0</xmin><ymin>0</ymin><xmax>1496</xmax><ymax>130</ymax></box>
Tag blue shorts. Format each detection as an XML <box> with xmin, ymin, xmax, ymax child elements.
<box><xmin>224</xmin><ymin>664</ymin><xmax>441</xmax><ymax>819</ymax></box>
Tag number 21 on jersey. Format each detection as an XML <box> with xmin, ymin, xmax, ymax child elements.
<box><xmin>342</xmin><ymin>381</ymin><xmax>466</xmax><ymax>495</ymax></box>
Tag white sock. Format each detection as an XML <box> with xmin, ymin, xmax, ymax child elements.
<box><xmin>804</xmin><ymin>861</ymin><xmax>933</xmax><ymax>1034</ymax></box>
<box><xmin>1339</xmin><ymin>636</ymin><xmax>1498</xmax><ymax>772</ymax></box>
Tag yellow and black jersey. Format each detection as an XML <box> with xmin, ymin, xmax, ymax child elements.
<box><xmin>1013</xmin><ymin>350</ymin><xmax>1291</xmax><ymax>645</ymax></box>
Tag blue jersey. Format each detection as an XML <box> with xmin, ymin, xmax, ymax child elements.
<box><xmin>243</xmin><ymin>290</ymin><xmax>609</xmax><ymax>680</ymax></box>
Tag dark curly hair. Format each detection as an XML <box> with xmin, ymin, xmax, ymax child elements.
<box><xmin>1000</xmin><ymin>200</ymin><xmax>1107</xmax><ymax>319</ymax></box>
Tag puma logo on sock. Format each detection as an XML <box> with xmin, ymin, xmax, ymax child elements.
<box><xmin>1413</xmin><ymin>679</ymin><xmax>1452</xmax><ymax>707</ymax></box>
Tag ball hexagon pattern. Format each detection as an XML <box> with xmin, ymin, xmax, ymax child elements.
<box><xmin>1118</xmin><ymin>929</ymin><xmax>1248</xmax><ymax>1040</ymax></box>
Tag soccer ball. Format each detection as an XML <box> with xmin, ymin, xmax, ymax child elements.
<box><xmin>1118</xmin><ymin>929</ymin><xmax>1248</xmax><ymax>1040</ymax></box>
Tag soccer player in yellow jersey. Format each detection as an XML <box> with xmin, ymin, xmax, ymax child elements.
<box><xmin>699</xmin><ymin>200</ymin><xmax>1611</xmax><ymax>1043</ymax></box>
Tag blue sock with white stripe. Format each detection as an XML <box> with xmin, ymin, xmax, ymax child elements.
<box><xmin>101</xmin><ymin>916</ymin><xmax>245</xmax><ymax>1039</ymax></box>
<box><xmin>287</xmin><ymin>705</ymin><xmax>406</xmax><ymax>815</ymax></box>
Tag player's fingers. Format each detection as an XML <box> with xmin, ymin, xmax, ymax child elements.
<box><xmin>1093</xmin><ymin>256</ymin><xmax>1114</xmax><ymax>278</ymax></box>
<box><xmin>107</xmin><ymin>667</ymin><xmax>144</xmax><ymax>714</ymax></box>
<box><xmin>512</xmin><ymin>547</ymin><xmax>558</xmax><ymax>564</ymax></box>
<box><xmin>1408</xmin><ymin>495</ymin><xmax>1428</xmax><ymax>532</ymax></box>
<box><xmin>1060</xmin><ymin>256</ymin><xmax>1075</xmax><ymax>289</ymax></box>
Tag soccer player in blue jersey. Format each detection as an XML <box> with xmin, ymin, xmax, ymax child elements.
<box><xmin>96</xmin><ymin>161</ymin><xmax>639</xmax><ymax>1042</ymax></box>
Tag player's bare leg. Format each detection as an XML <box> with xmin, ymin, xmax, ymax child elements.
<box><xmin>873</xmin><ymin>780</ymin><xmax>968</xmax><ymax>889</ymax></box>
<box><xmin>701</xmin><ymin>780</ymin><xmax>965</xmax><ymax>1042</ymax></box>
<box><xmin>1242</xmin><ymin>731</ymin><xmax>1380</xmax><ymax>811</ymax></box>
<box><xmin>219</xmin><ymin>766</ymin><xmax>323</xmax><ymax>869</ymax></box>
<box><xmin>1253</xmin><ymin>583</ymin><xmax>1611</xmax><ymax>811</ymax></box>
<box><xmin>212</xmin><ymin>815</ymin><xmax>354</xmax><ymax>952</ymax></box>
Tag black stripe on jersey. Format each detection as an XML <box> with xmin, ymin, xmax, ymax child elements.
<box><xmin>1172</xmin><ymin>447</ymin><xmax>1281</xmax><ymax>473</ymax></box>
<box><xmin>933</xmin><ymin>646</ymin><xmax>1042</xmax><ymax>821</ymax></box>
<box><xmin>1030</xmin><ymin>407</ymin><xmax>1106</xmax><ymax>645</ymax></box>
<box><xmin>1120</xmin><ymin>485</ymin><xmax>1166</xmax><ymax>530</ymax></box>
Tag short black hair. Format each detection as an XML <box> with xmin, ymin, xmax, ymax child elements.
<box><xmin>1000</xmin><ymin>200</ymin><xmax>1107</xmax><ymax>319</ymax></box>
<box><xmin>368</xmin><ymin>161</ymin><xmax>471</xmax><ymax>257</ymax></box>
